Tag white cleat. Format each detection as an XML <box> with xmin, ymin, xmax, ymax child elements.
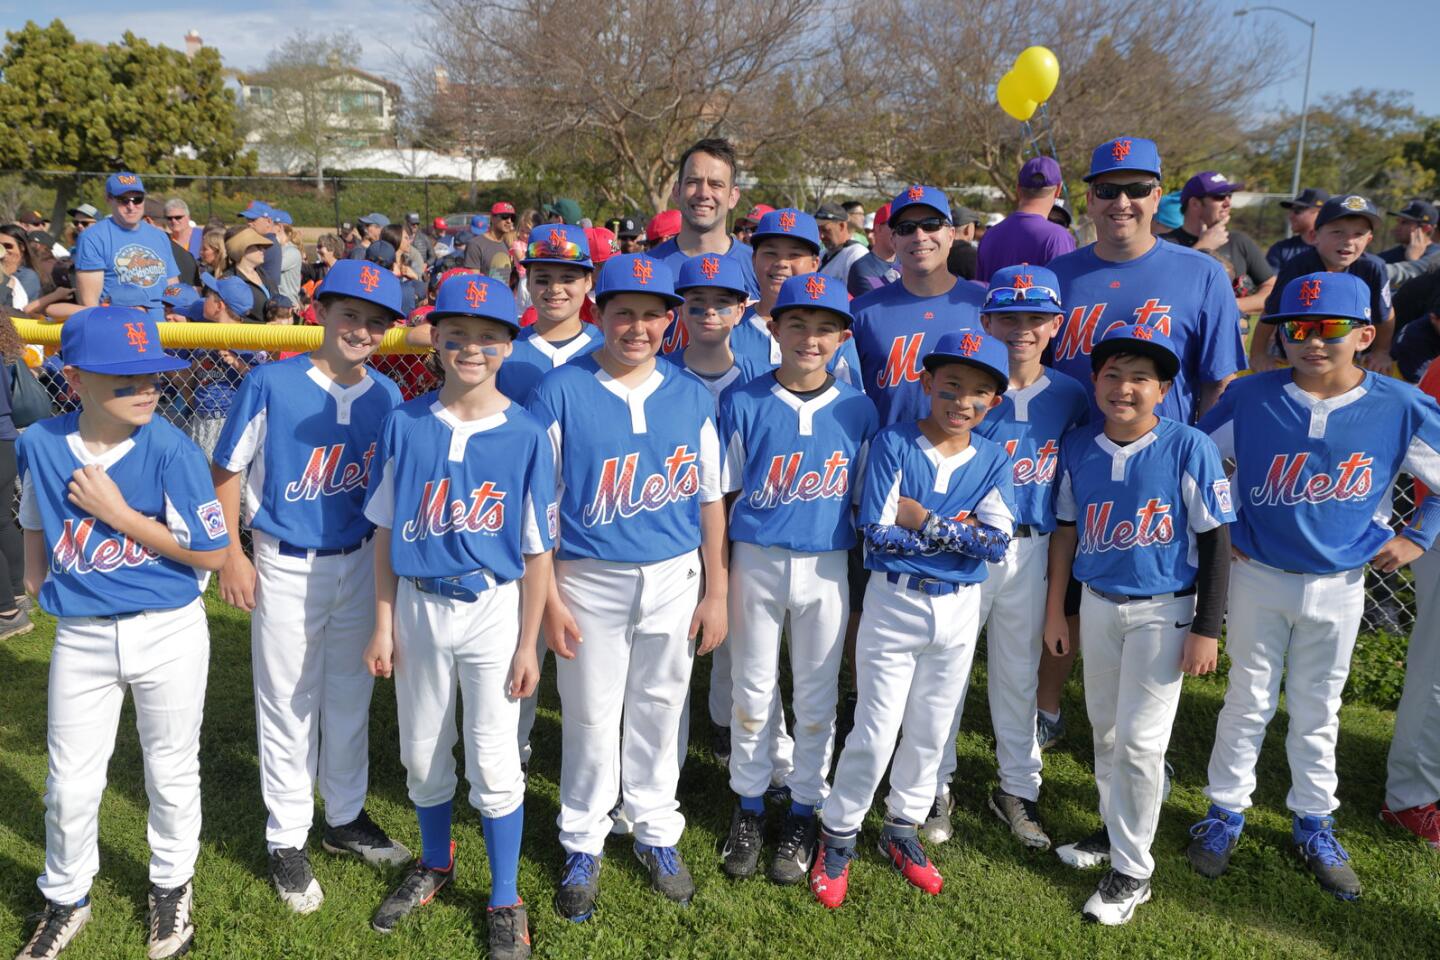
<box><xmin>1055</xmin><ymin>826</ymin><xmax>1111</xmax><ymax>868</ymax></box>
<box><xmin>1082</xmin><ymin>869</ymin><xmax>1152</xmax><ymax>926</ymax></box>
<box><xmin>920</xmin><ymin>789</ymin><xmax>955</xmax><ymax>844</ymax></box>
<box><xmin>146</xmin><ymin>882</ymin><xmax>195</xmax><ymax>959</ymax></box>
<box><xmin>270</xmin><ymin>847</ymin><xmax>325</xmax><ymax>915</ymax></box>
<box><xmin>15</xmin><ymin>900</ymin><xmax>91</xmax><ymax>959</ymax></box>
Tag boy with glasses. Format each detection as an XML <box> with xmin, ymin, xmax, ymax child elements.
<box><xmin>73</xmin><ymin>172</ymin><xmax>179</xmax><ymax>321</ymax></box>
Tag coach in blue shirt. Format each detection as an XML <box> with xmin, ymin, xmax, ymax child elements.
<box><xmin>73</xmin><ymin>172</ymin><xmax>179</xmax><ymax>321</ymax></box>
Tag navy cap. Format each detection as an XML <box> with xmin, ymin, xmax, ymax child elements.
<box><xmin>1091</xmin><ymin>323</ymin><xmax>1179</xmax><ymax>380</ymax></box>
<box><xmin>675</xmin><ymin>254</ymin><xmax>750</xmax><ymax>298</ymax></box>
<box><xmin>1316</xmin><ymin>194</ymin><xmax>1382</xmax><ymax>232</ymax></box>
<box><xmin>237</xmin><ymin>201</ymin><xmax>273</xmax><ymax>220</ymax></box>
<box><xmin>1279</xmin><ymin>187</ymin><xmax>1330</xmax><ymax>210</ymax></box>
<box><xmin>1180</xmin><ymin>171</ymin><xmax>1243</xmax><ymax>207</ymax></box>
<box><xmin>921</xmin><ymin>328</ymin><xmax>1009</xmax><ymax>393</ymax></box>
<box><xmin>594</xmin><ymin>253</ymin><xmax>684</xmax><ymax>308</ymax></box>
<box><xmin>429</xmin><ymin>273</ymin><xmax>520</xmax><ymax>333</ymax></box>
<box><xmin>61</xmin><ymin>307</ymin><xmax>188</xmax><ymax>375</ymax></box>
<box><xmin>521</xmin><ymin>223</ymin><xmax>593</xmax><ymax>269</ymax></box>
<box><xmin>1019</xmin><ymin>156</ymin><xmax>1062</xmax><ymax>188</ymax></box>
<box><xmin>200</xmin><ymin>272</ymin><xmax>256</xmax><ymax>319</ymax></box>
<box><xmin>271</xmin><ymin>209</ymin><xmax>293</xmax><ymax>225</ymax></box>
<box><xmin>105</xmin><ymin>172</ymin><xmax>145</xmax><ymax>197</ymax></box>
<box><xmin>1392</xmin><ymin>200</ymin><xmax>1438</xmax><ymax>226</ymax></box>
<box><xmin>890</xmin><ymin>184</ymin><xmax>952</xmax><ymax>222</ymax></box>
<box><xmin>358</xmin><ymin>212</ymin><xmax>391</xmax><ymax>227</ymax></box>
<box><xmin>982</xmin><ymin>265</ymin><xmax>1063</xmax><ymax>315</ymax></box>
<box><xmin>1084</xmin><ymin>136</ymin><xmax>1161</xmax><ymax>182</ymax></box>
<box><xmin>365</xmin><ymin>240</ymin><xmax>398</xmax><ymax>269</ymax></box>
<box><xmin>315</xmin><ymin>259</ymin><xmax>404</xmax><ymax>320</ymax></box>
<box><xmin>1260</xmin><ymin>271</ymin><xmax>1372</xmax><ymax>325</ymax></box>
<box><xmin>749</xmin><ymin>208</ymin><xmax>822</xmax><ymax>256</ymax></box>
<box><xmin>771</xmin><ymin>273</ymin><xmax>852</xmax><ymax>329</ymax></box>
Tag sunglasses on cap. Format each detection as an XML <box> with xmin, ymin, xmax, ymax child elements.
<box><xmin>1091</xmin><ymin>181</ymin><xmax>1160</xmax><ymax>201</ymax></box>
<box><xmin>1281</xmin><ymin>318</ymin><xmax>1359</xmax><ymax>343</ymax></box>
<box><xmin>985</xmin><ymin>285</ymin><xmax>1061</xmax><ymax>309</ymax></box>
<box><xmin>891</xmin><ymin>217</ymin><xmax>950</xmax><ymax>237</ymax></box>
<box><xmin>526</xmin><ymin>236</ymin><xmax>586</xmax><ymax>261</ymax></box>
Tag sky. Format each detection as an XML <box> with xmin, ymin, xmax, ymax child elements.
<box><xmin>1</xmin><ymin>0</ymin><xmax>1437</xmax><ymax>114</ymax></box>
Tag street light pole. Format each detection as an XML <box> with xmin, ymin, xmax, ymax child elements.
<box><xmin>1236</xmin><ymin>5</ymin><xmax>1317</xmax><ymax>231</ymax></box>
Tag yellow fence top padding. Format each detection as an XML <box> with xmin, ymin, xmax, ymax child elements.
<box><xmin>10</xmin><ymin>317</ymin><xmax>431</xmax><ymax>354</ymax></box>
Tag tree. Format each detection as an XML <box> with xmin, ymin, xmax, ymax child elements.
<box><xmin>0</xmin><ymin>19</ymin><xmax>252</xmax><ymax>221</ymax></box>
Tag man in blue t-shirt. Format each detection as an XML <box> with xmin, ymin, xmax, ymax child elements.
<box><xmin>645</xmin><ymin>138</ymin><xmax>760</xmax><ymax>300</ymax></box>
<box><xmin>73</xmin><ymin>172</ymin><xmax>180</xmax><ymax>321</ymax></box>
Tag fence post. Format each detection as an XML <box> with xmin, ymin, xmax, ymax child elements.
<box><xmin>424</xmin><ymin>179</ymin><xmax>431</xmax><ymax>223</ymax></box>
<box><xmin>332</xmin><ymin>177</ymin><xmax>342</xmax><ymax>231</ymax></box>
<box><xmin>205</xmin><ymin>176</ymin><xmax>214</xmax><ymax>222</ymax></box>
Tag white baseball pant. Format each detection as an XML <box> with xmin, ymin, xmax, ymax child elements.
<box><xmin>1205</xmin><ymin>557</ymin><xmax>1365</xmax><ymax>817</ymax></box>
<box><xmin>823</xmin><ymin>575</ymin><xmax>981</xmax><ymax>836</ymax></box>
<box><xmin>516</xmin><ymin>631</ymin><xmax>548</xmax><ymax>767</ymax></box>
<box><xmin>677</xmin><ymin>645</ymin><xmax>793</xmax><ymax>776</ymax></box>
<box><xmin>1081</xmin><ymin>588</ymin><xmax>1193</xmax><ymax>881</ymax></box>
<box><xmin>727</xmin><ymin>543</ymin><xmax>846</xmax><ymax>806</ymax></box>
<box><xmin>1387</xmin><ymin>547</ymin><xmax>1440</xmax><ymax>811</ymax></box>
<box><xmin>251</xmin><ymin>531</ymin><xmax>377</xmax><ymax>852</ymax></box>
<box><xmin>394</xmin><ymin>578</ymin><xmax>525</xmax><ymax>817</ymax></box>
<box><xmin>555</xmin><ymin>551</ymin><xmax>698</xmax><ymax>855</ymax></box>
<box><xmin>38</xmin><ymin>599</ymin><xmax>209</xmax><ymax>904</ymax></box>
<box><xmin>935</xmin><ymin>532</ymin><xmax>1048</xmax><ymax>800</ymax></box>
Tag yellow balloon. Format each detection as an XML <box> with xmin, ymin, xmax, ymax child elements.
<box><xmin>1013</xmin><ymin>45</ymin><xmax>1060</xmax><ymax>103</ymax></box>
<box><xmin>996</xmin><ymin>72</ymin><xmax>1037</xmax><ymax>122</ymax></box>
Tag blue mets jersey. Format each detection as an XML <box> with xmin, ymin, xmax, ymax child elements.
<box><xmin>849</xmin><ymin>280</ymin><xmax>987</xmax><ymax>426</ymax></box>
<box><xmin>1055</xmin><ymin>418</ymin><xmax>1234</xmax><ymax>595</ymax></box>
<box><xmin>211</xmin><ymin>354</ymin><xmax>403</xmax><ymax>549</ymax></box>
<box><xmin>528</xmin><ymin>353</ymin><xmax>722</xmax><ymax>563</ymax></box>
<box><xmin>18</xmin><ymin>413</ymin><xmax>230</xmax><ymax>617</ymax></box>
<box><xmin>858</xmin><ymin>422</ymin><xmax>1014</xmax><ymax>584</ymax></box>
<box><xmin>662</xmin><ymin>348</ymin><xmax>765</xmax><ymax>409</ymax></box>
<box><xmin>364</xmin><ymin>395</ymin><xmax>557</xmax><ymax>582</ymax></box>
<box><xmin>973</xmin><ymin>369</ymin><xmax>1090</xmax><ymax>531</ymax></box>
<box><xmin>730</xmin><ymin>309</ymin><xmax>862</xmax><ymax>389</ymax></box>
<box><xmin>496</xmin><ymin>326</ymin><xmax>603</xmax><ymax>403</ymax></box>
<box><xmin>720</xmin><ymin>376</ymin><xmax>878</xmax><ymax>552</ymax></box>
<box><xmin>1047</xmin><ymin>240</ymin><xmax>1246</xmax><ymax>424</ymax></box>
<box><xmin>1199</xmin><ymin>370</ymin><xmax>1440</xmax><ymax>574</ymax></box>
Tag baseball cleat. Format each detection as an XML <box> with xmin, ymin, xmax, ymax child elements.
<box><xmin>634</xmin><ymin>843</ymin><xmax>695</xmax><ymax>904</ymax></box>
<box><xmin>1056</xmin><ymin>826</ymin><xmax>1110</xmax><ymax>869</ymax></box>
<box><xmin>1081</xmin><ymin>869</ymin><xmax>1151</xmax><ymax>926</ymax></box>
<box><xmin>1294</xmin><ymin>815</ymin><xmax>1361</xmax><ymax>901</ymax></box>
<box><xmin>877</xmin><ymin>822</ymin><xmax>943</xmax><ymax>895</ymax></box>
<box><xmin>554</xmin><ymin>852</ymin><xmax>601</xmax><ymax>922</ymax></box>
<box><xmin>608</xmin><ymin>796</ymin><xmax>633</xmax><ymax>837</ymax></box>
<box><xmin>14</xmin><ymin>899</ymin><xmax>91</xmax><ymax>960</ymax></box>
<box><xmin>764</xmin><ymin>782</ymin><xmax>792</xmax><ymax>806</ymax></box>
<box><xmin>269</xmin><ymin>846</ymin><xmax>324</xmax><ymax>914</ymax></box>
<box><xmin>146</xmin><ymin>882</ymin><xmax>194</xmax><ymax>959</ymax></box>
<box><xmin>486</xmin><ymin>901</ymin><xmax>532</xmax><ymax>960</ymax></box>
<box><xmin>920</xmin><ymin>789</ymin><xmax>955</xmax><ymax>844</ymax></box>
<box><xmin>1186</xmin><ymin>804</ymin><xmax>1245</xmax><ymax>878</ymax></box>
<box><xmin>371</xmin><ymin>844</ymin><xmax>454</xmax><ymax>934</ymax></box>
<box><xmin>710</xmin><ymin>723</ymin><xmax>732</xmax><ymax>764</ymax></box>
<box><xmin>1036</xmin><ymin>710</ymin><xmax>1065</xmax><ymax>751</ymax></box>
<box><xmin>988</xmin><ymin>788</ymin><xmax>1051</xmax><ymax>850</ymax></box>
<box><xmin>322</xmin><ymin>809</ymin><xmax>412</xmax><ymax>867</ymax></box>
<box><xmin>720</xmin><ymin>807</ymin><xmax>765</xmax><ymax>878</ymax></box>
<box><xmin>769</xmin><ymin>810</ymin><xmax>818</xmax><ymax>885</ymax></box>
<box><xmin>1380</xmin><ymin>802</ymin><xmax>1440</xmax><ymax>849</ymax></box>
<box><xmin>0</xmin><ymin>607</ymin><xmax>33</xmax><ymax>641</ymax></box>
<box><xmin>809</xmin><ymin>841</ymin><xmax>854</xmax><ymax>909</ymax></box>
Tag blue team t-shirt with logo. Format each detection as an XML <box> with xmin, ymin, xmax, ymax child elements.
<box><xmin>74</xmin><ymin>218</ymin><xmax>179</xmax><ymax>321</ymax></box>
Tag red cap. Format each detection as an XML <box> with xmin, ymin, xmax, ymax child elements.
<box><xmin>874</xmin><ymin>202</ymin><xmax>891</xmax><ymax>229</ymax></box>
<box><xmin>646</xmin><ymin>209</ymin><xmax>681</xmax><ymax>244</ymax></box>
<box><xmin>491</xmin><ymin>201</ymin><xmax>516</xmax><ymax>216</ymax></box>
<box><xmin>585</xmin><ymin>226</ymin><xmax>619</xmax><ymax>263</ymax></box>
<box><xmin>432</xmin><ymin>216</ymin><xmax>447</xmax><ymax>231</ymax></box>
<box><xmin>407</xmin><ymin>303</ymin><xmax>434</xmax><ymax>327</ymax></box>
<box><xmin>736</xmin><ymin>203</ymin><xmax>775</xmax><ymax>226</ymax></box>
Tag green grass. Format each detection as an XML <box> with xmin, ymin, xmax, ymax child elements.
<box><xmin>2</xmin><ymin>596</ymin><xmax>1439</xmax><ymax>959</ymax></box>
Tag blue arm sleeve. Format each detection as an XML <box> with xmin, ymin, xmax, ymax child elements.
<box><xmin>918</xmin><ymin>512</ymin><xmax>1011</xmax><ymax>562</ymax></box>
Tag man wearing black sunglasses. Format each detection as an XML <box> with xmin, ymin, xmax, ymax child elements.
<box><xmin>72</xmin><ymin>171</ymin><xmax>180</xmax><ymax>321</ymax></box>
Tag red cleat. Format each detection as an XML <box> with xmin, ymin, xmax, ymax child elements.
<box><xmin>1380</xmin><ymin>802</ymin><xmax>1440</xmax><ymax>849</ymax></box>
<box><xmin>809</xmin><ymin>843</ymin><xmax>852</xmax><ymax>909</ymax></box>
<box><xmin>878</xmin><ymin>830</ymin><xmax>944</xmax><ymax>895</ymax></box>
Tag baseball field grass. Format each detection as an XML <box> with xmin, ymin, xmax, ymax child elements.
<box><xmin>2</xmin><ymin>594</ymin><xmax>1438</xmax><ymax>960</ymax></box>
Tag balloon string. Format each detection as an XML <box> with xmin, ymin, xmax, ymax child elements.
<box><xmin>1037</xmin><ymin>102</ymin><xmax>1070</xmax><ymax>208</ymax></box>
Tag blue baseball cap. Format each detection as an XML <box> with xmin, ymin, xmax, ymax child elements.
<box><xmin>365</xmin><ymin>240</ymin><xmax>398</xmax><ymax>269</ymax></box>
<box><xmin>61</xmin><ymin>307</ymin><xmax>188</xmax><ymax>375</ymax></box>
<box><xmin>1155</xmin><ymin>191</ymin><xmax>1184</xmax><ymax>230</ymax></box>
<box><xmin>1315</xmin><ymin>194</ymin><xmax>1383</xmax><ymax>232</ymax></box>
<box><xmin>271</xmin><ymin>209</ymin><xmax>293</xmax><ymax>225</ymax></box>
<box><xmin>982</xmin><ymin>265</ymin><xmax>1063</xmax><ymax>315</ymax></box>
<box><xmin>771</xmin><ymin>272</ymin><xmax>852</xmax><ymax>328</ymax></box>
<box><xmin>890</xmin><ymin>184</ymin><xmax>952</xmax><ymax>222</ymax></box>
<box><xmin>160</xmin><ymin>282</ymin><xmax>204</xmax><ymax>321</ymax></box>
<box><xmin>675</xmin><ymin>254</ymin><xmax>750</xmax><ymax>298</ymax></box>
<box><xmin>469</xmin><ymin>214</ymin><xmax>489</xmax><ymax>232</ymax></box>
<box><xmin>521</xmin><ymin>223</ymin><xmax>593</xmax><ymax>270</ymax></box>
<box><xmin>1084</xmin><ymin>136</ymin><xmax>1162</xmax><ymax>182</ymax></box>
<box><xmin>357</xmin><ymin>212</ymin><xmax>391</xmax><ymax>227</ymax></box>
<box><xmin>105</xmin><ymin>172</ymin><xmax>145</xmax><ymax>197</ymax></box>
<box><xmin>749</xmin><ymin>208</ymin><xmax>822</xmax><ymax>256</ymax></box>
<box><xmin>921</xmin><ymin>328</ymin><xmax>1009</xmax><ymax>392</ymax></box>
<box><xmin>238</xmin><ymin>201</ymin><xmax>273</xmax><ymax>220</ymax></box>
<box><xmin>315</xmin><ymin>258</ymin><xmax>404</xmax><ymax>320</ymax></box>
<box><xmin>429</xmin><ymin>273</ymin><xmax>520</xmax><ymax>333</ymax></box>
<box><xmin>594</xmin><ymin>253</ymin><xmax>684</xmax><ymax>308</ymax></box>
<box><xmin>1261</xmin><ymin>271</ymin><xmax>1372</xmax><ymax>325</ymax></box>
<box><xmin>200</xmin><ymin>272</ymin><xmax>256</xmax><ymax>319</ymax></box>
<box><xmin>1091</xmin><ymin>323</ymin><xmax>1179</xmax><ymax>380</ymax></box>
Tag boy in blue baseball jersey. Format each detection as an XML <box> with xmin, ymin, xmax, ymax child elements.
<box><xmin>361</xmin><ymin>275</ymin><xmax>553</xmax><ymax>958</ymax></box>
<box><xmin>1043</xmin><ymin>324</ymin><xmax>1234</xmax><ymax>926</ymax></box>
<box><xmin>496</xmin><ymin>223</ymin><xmax>601</xmax><ymax>404</ymax></box>
<box><xmin>211</xmin><ymin>260</ymin><xmax>411</xmax><ymax>914</ymax></box>
<box><xmin>811</xmin><ymin>328</ymin><xmax>1014</xmax><ymax>909</ymax></box>
<box><xmin>529</xmin><ymin>254</ymin><xmax>728</xmax><ymax>920</ymax></box>
<box><xmin>14</xmin><ymin>308</ymin><xmax>229</xmax><ymax>960</ymax></box>
<box><xmin>926</xmin><ymin>265</ymin><xmax>1090</xmax><ymax>850</ymax></box>
<box><xmin>717</xmin><ymin>272</ymin><xmax>877</xmax><ymax>885</ymax></box>
<box><xmin>1187</xmin><ymin>272</ymin><xmax>1440</xmax><ymax>901</ymax></box>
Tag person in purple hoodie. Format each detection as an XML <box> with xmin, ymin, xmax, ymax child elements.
<box><xmin>976</xmin><ymin>156</ymin><xmax>1077</xmax><ymax>284</ymax></box>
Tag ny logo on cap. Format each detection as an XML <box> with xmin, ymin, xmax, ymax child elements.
<box><xmin>805</xmin><ymin>275</ymin><xmax>826</xmax><ymax>300</ymax></box>
<box><xmin>1341</xmin><ymin>195</ymin><xmax>1367</xmax><ymax>211</ymax></box>
<box><xmin>700</xmin><ymin>257</ymin><xmax>720</xmax><ymax>280</ymax></box>
<box><xmin>959</xmin><ymin>332</ymin><xmax>983</xmax><ymax>356</ymax></box>
<box><xmin>544</xmin><ymin>228</ymin><xmax>567</xmax><ymax>255</ymax></box>
<box><xmin>907</xmin><ymin>185</ymin><xmax>925</xmax><ymax>202</ymax></box>
<box><xmin>359</xmin><ymin>265</ymin><xmax>381</xmax><ymax>292</ymax></box>
<box><xmin>778</xmin><ymin>211</ymin><xmax>796</xmax><ymax>231</ymax></box>
<box><xmin>117</xmin><ymin>174</ymin><xmax>137</xmax><ymax>185</ymax></box>
<box><xmin>163</xmin><ymin>284</ymin><xmax>182</xmax><ymax>297</ymax></box>
<box><xmin>632</xmin><ymin>258</ymin><xmax>653</xmax><ymax>284</ymax></box>
<box><xmin>124</xmin><ymin>322</ymin><xmax>149</xmax><ymax>353</ymax></box>
<box><xmin>465</xmin><ymin>280</ymin><xmax>488</xmax><ymax>307</ymax></box>
<box><xmin>1111</xmin><ymin>139</ymin><xmax>1133</xmax><ymax>162</ymax></box>
<box><xmin>1132</xmin><ymin>325</ymin><xmax>1154</xmax><ymax>340</ymax></box>
<box><xmin>1298</xmin><ymin>278</ymin><xmax>1322</xmax><ymax>306</ymax></box>
<box><xmin>1012</xmin><ymin>273</ymin><xmax>1033</xmax><ymax>290</ymax></box>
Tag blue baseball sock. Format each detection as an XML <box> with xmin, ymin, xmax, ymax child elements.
<box><xmin>739</xmin><ymin>794</ymin><xmax>765</xmax><ymax>814</ymax></box>
<box><xmin>415</xmin><ymin>800</ymin><xmax>453</xmax><ymax>870</ymax></box>
<box><xmin>790</xmin><ymin>800</ymin><xmax>815</xmax><ymax>818</ymax></box>
<box><xmin>483</xmin><ymin>804</ymin><xmax>524</xmax><ymax>908</ymax></box>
